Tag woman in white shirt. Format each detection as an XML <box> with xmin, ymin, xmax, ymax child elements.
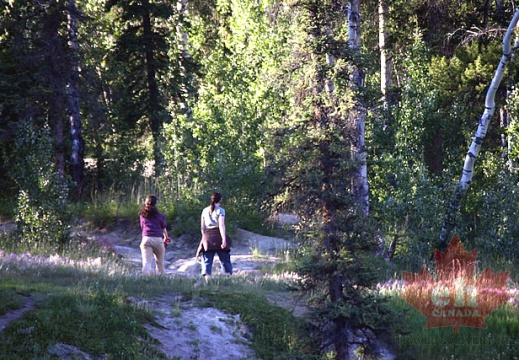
<box><xmin>199</xmin><ymin>192</ymin><xmax>232</xmax><ymax>278</ymax></box>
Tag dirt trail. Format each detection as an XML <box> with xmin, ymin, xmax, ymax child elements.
<box><xmin>109</xmin><ymin>227</ymin><xmax>294</xmax><ymax>276</ymax></box>
<box><xmin>0</xmin><ymin>219</ymin><xmax>397</xmax><ymax>359</ymax></box>
<box><xmin>0</xmin><ymin>220</ymin><xmax>300</xmax><ymax>359</ymax></box>
<box><xmin>84</xmin><ymin>223</ymin><xmax>299</xmax><ymax>359</ymax></box>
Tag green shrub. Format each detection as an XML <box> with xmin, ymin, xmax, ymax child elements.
<box><xmin>8</xmin><ymin>122</ymin><xmax>72</xmax><ymax>250</ymax></box>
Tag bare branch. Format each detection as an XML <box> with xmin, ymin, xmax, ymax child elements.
<box><xmin>446</xmin><ymin>26</ymin><xmax>507</xmax><ymax>49</ymax></box>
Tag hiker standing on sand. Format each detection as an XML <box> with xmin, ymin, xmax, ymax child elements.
<box><xmin>139</xmin><ymin>195</ymin><xmax>169</xmax><ymax>275</ymax></box>
<box><xmin>198</xmin><ymin>192</ymin><xmax>232</xmax><ymax>279</ymax></box>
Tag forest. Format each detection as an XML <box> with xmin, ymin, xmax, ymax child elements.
<box><xmin>1</xmin><ymin>0</ymin><xmax>519</xmax><ymax>359</ymax></box>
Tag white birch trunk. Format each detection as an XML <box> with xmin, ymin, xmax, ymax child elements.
<box><xmin>378</xmin><ymin>0</ymin><xmax>391</xmax><ymax>108</ymax></box>
<box><xmin>67</xmin><ymin>0</ymin><xmax>84</xmax><ymax>194</ymax></box>
<box><xmin>506</xmin><ymin>107</ymin><xmax>517</xmax><ymax>172</ymax></box>
<box><xmin>438</xmin><ymin>9</ymin><xmax>519</xmax><ymax>246</ymax></box>
<box><xmin>506</xmin><ymin>28</ymin><xmax>519</xmax><ymax>172</ymax></box>
<box><xmin>349</xmin><ymin>0</ymin><xmax>369</xmax><ymax>216</ymax></box>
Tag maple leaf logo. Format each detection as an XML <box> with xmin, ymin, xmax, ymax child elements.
<box><xmin>401</xmin><ymin>234</ymin><xmax>510</xmax><ymax>334</ymax></box>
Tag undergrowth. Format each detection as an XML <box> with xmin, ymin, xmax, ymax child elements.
<box><xmin>387</xmin><ymin>291</ymin><xmax>519</xmax><ymax>360</ymax></box>
<box><xmin>0</xmin><ymin>199</ymin><xmax>518</xmax><ymax>359</ymax></box>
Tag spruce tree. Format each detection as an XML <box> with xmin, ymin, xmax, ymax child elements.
<box><xmin>265</xmin><ymin>1</ymin><xmax>394</xmax><ymax>358</ymax></box>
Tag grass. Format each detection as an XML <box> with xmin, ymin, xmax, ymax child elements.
<box><xmin>0</xmin><ymin>227</ymin><xmax>317</xmax><ymax>359</ymax></box>
<box><xmin>1</xmin><ymin>250</ymin><xmax>517</xmax><ymax>359</ymax></box>
<box><xmin>0</xmin><ymin>289</ymin><xmax>26</xmax><ymax>315</ymax></box>
<box><xmin>1</xmin><ymin>201</ymin><xmax>519</xmax><ymax>359</ymax></box>
<box><xmin>0</xmin><ymin>289</ymin><xmax>164</xmax><ymax>359</ymax></box>
<box><xmin>197</xmin><ymin>281</ymin><xmax>319</xmax><ymax>360</ymax></box>
<box><xmin>382</xmin><ymin>236</ymin><xmax>519</xmax><ymax>359</ymax></box>
<box><xmin>74</xmin><ymin>199</ymin><xmax>140</xmax><ymax>230</ymax></box>
<box><xmin>387</xmin><ymin>292</ymin><xmax>519</xmax><ymax>360</ymax></box>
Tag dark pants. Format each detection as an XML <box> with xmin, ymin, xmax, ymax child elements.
<box><xmin>201</xmin><ymin>250</ymin><xmax>232</xmax><ymax>275</ymax></box>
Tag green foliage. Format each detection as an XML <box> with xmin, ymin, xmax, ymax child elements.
<box><xmin>460</xmin><ymin>165</ymin><xmax>519</xmax><ymax>277</ymax></box>
<box><xmin>9</xmin><ymin>122</ymin><xmax>71</xmax><ymax>250</ymax></box>
<box><xmin>391</xmin><ymin>36</ymin><xmax>466</xmax><ymax>173</ymax></box>
<box><xmin>370</xmin><ymin>31</ymin><xmax>519</xmax><ymax>273</ymax></box>
<box><xmin>162</xmin><ymin>0</ymin><xmax>282</xmax><ymax>209</ymax></box>
<box><xmin>370</xmin><ymin>159</ymin><xmax>452</xmax><ymax>271</ymax></box>
<box><xmin>88</xmin><ymin>131</ymin><xmax>148</xmax><ymax>196</ymax></box>
<box><xmin>295</xmin><ymin>224</ymin><xmax>398</xmax><ymax>356</ymax></box>
<box><xmin>15</xmin><ymin>184</ymin><xmax>71</xmax><ymax>249</ymax></box>
<box><xmin>166</xmin><ymin>199</ymin><xmax>201</xmax><ymax>238</ymax></box>
<box><xmin>504</xmin><ymin>83</ymin><xmax>519</xmax><ymax>170</ymax></box>
<box><xmin>80</xmin><ymin>198</ymin><xmax>140</xmax><ymax>230</ymax></box>
<box><xmin>0</xmin><ymin>199</ymin><xmax>15</xmax><ymax>221</ymax></box>
<box><xmin>259</xmin><ymin>1</ymin><xmax>398</xmax><ymax>357</ymax></box>
<box><xmin>105</xmin><ymin>0</ymin><xmax>173</xmax><ymax>127</ymax></box>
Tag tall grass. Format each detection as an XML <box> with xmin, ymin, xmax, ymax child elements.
<box><xmin>388</xmin><ymin>292</ymin><xmax>519</xmax><ymax>359</ymax></box>
<box><xmin>75</xmin><ymin>187</ymin><xmax>273</xmax><ymax>239</ymax></box>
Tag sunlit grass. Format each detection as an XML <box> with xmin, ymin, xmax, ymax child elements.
<box><xmin>0</xmin><ymin>229</ymin><xmax>314</xmax><ymax>359</ymax></box>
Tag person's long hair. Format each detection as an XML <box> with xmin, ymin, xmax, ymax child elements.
<box><xmin>139</xmin><ymin>195</ymin><xmax>159</xmax><ymax>218</ymax></box>
<box><xmin>209</xmin><ymin>192</ymin><xmax>222</xmax><ymax>215</ymax></box>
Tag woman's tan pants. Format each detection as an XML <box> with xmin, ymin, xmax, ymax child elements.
<box><xmin>140</xmin><ymin>236</ymin><xmax>165</xmax><ymax>275</ymax></box>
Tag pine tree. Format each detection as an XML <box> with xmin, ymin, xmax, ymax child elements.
<box><xmin>265</xmin><ymin>1</ymin><xmax>394</xmax><ymax>358</ymax></box>
<box><xmin>106</xmin><ymin>0</ymin><xmax>175</xmax><ymax>177</ymax></box>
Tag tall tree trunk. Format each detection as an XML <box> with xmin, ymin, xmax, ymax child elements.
<box><xmin>67</xmin><ymin>0</ymin><xmax>85</xmax><ymax>197</ymax></box>
<box><xmin>349</xmin><ymin>0</ymin><xmax>369</xmax><ymax>216</ymax></box>
<box><xmin>330</xmin><ymin>274</ymin><xmax>351</xmax><ymax>360</ymax></box>
<box><xmin>320</xmin><ymin>140</ymin><xmax>350</xmax><ymax>359</ymax></box>
<box><xmin>496</xmin><ymin>0</ymin><xmax>505</xmax><ymax>22</ymax></box>
<box><xmin>378</xmin><ymin>0</ymin><xmax>392</xmax><ymax>111</ymax></box>
<box><xmin>47</xmin><ymin>12</ymin><xmax>66</xmax><ymax>179</ymax></box>
<box><xmin>142</xmin><ymin>0</ymin><xmax>163</xmax><ymax>177</ymax></box>
<box><xmin>438</xmin><ymin>9</ymin><xmax>519</xmax><ymax>249</ymax></box>
<box><xmin>177</xmin><ymin>0</ymin><xmax>192</xmax><ymax>109</ymax></box>
<box><xmin>504</xmin><ymin>83</ymin><xmax>517</xmax><ymax>172</ymax></box>
<box><xmin>174</xmin><ymin>0</ymin><xmax>193</xmax><ymax>197</ymax></box>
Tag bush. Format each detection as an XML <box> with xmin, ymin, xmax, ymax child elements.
<box><xmin>8</xmin><ymin>121</ymin><xmax>72</xmax><ymax>250</ymax></box>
